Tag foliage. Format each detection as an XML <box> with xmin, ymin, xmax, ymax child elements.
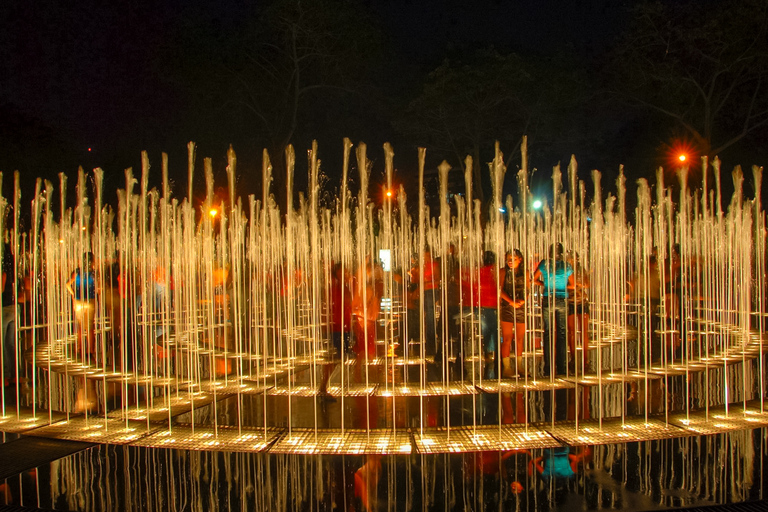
<box><xmin>608</xmin><ymin>0</ymin><xmax>768</xmax><ymax>157</ymax></box>
<box><xmin>395</xmin><ymin>48</ymin><xmax>590</xmax><ymax>201</ymax></box>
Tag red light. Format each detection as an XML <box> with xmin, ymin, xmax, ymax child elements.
<box><xmin>87</xmin><ymin>147</ymin><xmax>92</xmax><ymax>152</ymax></box>
<box><xmin>386</xmin><ymin>190</ymin><xmax>392</xmax><ymax>197</ymax></box>
<box><xmin>666</xmin><ymin>139</ymin><xmax>697</xmax><ymax>168</ymax></box>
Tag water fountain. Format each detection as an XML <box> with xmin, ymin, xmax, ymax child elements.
<box><xmin>0</xmin><ymin>138</ymin><xmax>766</xmax><ymax>510</ymax></box>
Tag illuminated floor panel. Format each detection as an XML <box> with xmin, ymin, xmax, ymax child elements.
<box><xmin>377</xmin><ymin>382</ymin><xmax>478</xmax><ymax>397</ymax></box>
<box><xmin>269</xmin><ymin>429</ymin><xmax>412</xmax><ymax>455</ymax></box>
<box><xmin>27</xmin><ymin>417</ymin><xmax>159</xmax><ymax>444</ymax></box>
<box><xmin>369</xmin><ymin>356</ymin><xmax>430</xmax><ymax>366</ymax></box>
<box><xmin>0</xmin><ymin>408</ymin><xmax>67</xmax><ymax>432</ymax></box>
<box><xmin>567</xmin><ymin>372</ymin><xmax>652</xmax><ymax>385</ymax></box>
<box><xmin>414</xmin><ymin>425</ymin><xmax>559</xmax><ymax>453</ymax></box>
<box><xmin>668</xmin><ymin>404</ymin><xmax>768</xmax><ymax>435</ymax></box>
<box><xmin>545</xmin><ymin>417</ymin><xmax>685</xmax><ymax>445</ymax></box>
<box><xmin>475</xmin><ymin>377</ymin><xmax>576</xmax><ymax>393</ymax></box>
<box><xmin>326</xmin><ymin>384</ymin><xmax>376</xmax><ymax>397</ymax></box>
<box><xmin>184</xmin><ymin>379</ymin><xmax>265</xmax><ymax>395</ymax></box>
<box><xmin>106</xmin><ymin>391</ymin><xmax>215</xmax><ymax>422</ymax></box>
<box><xmin>268</xmin><ymin>385</ymin><xmax>329</xmax><ymax>397</ymax></box>
<box><xmin>133</xmin><ymin>425</ymin><xmax>281</xmax><ymax>452</ymax></box>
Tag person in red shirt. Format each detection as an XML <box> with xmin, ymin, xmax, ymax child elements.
<box><xmin>461</xmin><ymin>251</ymin><xmax>500</xmax><ymax>378</ymax></box>
<box><xmin>352</xmin><ymin>255</ymin><xmax>383</xmax><ymax>360</ymax></box>
<box><xmin>319</xmin><ymin>263</ymin><xmax>353</xmax><ymax>398</ymax></box>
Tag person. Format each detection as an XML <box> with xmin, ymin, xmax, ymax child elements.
<box><xmin>66</xmin><ymin>252</ymin><xmax>97</xmax><ymax>360</ymax></box>
<box><xmin>566</xmin><ymin>251</ymin><xmax>590</xmax><ymax>374</ymax></box>
<box><xmin>500</xmin><ymin>249</ymin><xmax>528</xmax><ymax>378</ymax></box>
<box><xmin>631</xmin><ymin>250</ymin><xmax>662</xmax><ymax>364</ymax></box>
<box><xmin>440</xmin><ymin>243</ymin><xmax>462</xmax><ymax>369</ymax></box>
<box><xmin>352</xmin><ymin>255</ymin><xmax>383</xmax><ymax>361</ymax></box>
<box><xmin>408</xmin><ymin>247</ymin><xmax>440</xmax><ymax>357</ymax></box>
<box><xmin>533</xmin><ymin>243</ymin><xmax>574</xmax><ymax>378</ymax></box>
<box><xmin>66</xmin><ymin>252</ymin><xmax>99</xmax><ymax>413</ymax></box>
<box><xmin>462</xmin><ymin>251</ymin><xmax>500</xmax><ymax>378</ymax></box>
<box><xmin>1</xmin><ymin>245</ymin><xmax>19</xmax><ymax>388</ymax></box>
<box><xmin>103</xmin><ymin>260</ymin><xmax>126</xmax><ymax>369</ymax></box>
<box><xmin>319</xmin><ymin>263</ymin><xmax>353</xmax><ymax>398</ymax></box>
<box><xmin>404</xmin><ymin>253</ymin><xmax>420</xmax><ymax>353</ymax></box>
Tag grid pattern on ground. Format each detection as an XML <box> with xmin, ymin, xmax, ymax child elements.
<box><xmin>183</xmin><ymin>379</ymin><xmax>264</xmax><ymax>395</ymax></box>
<box><xmin>545</xmin><ymin>416</ymin><xmax>686</xmax><ymax>445</ymax></box>
<box><xmin>105</xmin><ymin>391</ymin><xmax>216</xmax><ymax>422</ymax></box>
<box><xmin>0</xmin><ymin>409</ymin><xmax>67</xmax><ymax>433</ymax></box>
<box><xmin>269</xmin><ymin>384</ymin><xmax>339</xmax><ymax>397</ymax></box>
<box><xmin>566</xmin><ymin>372</ymin><xmax>654</xmax><ymax>385</ymax></box>
<box><xmin>132</xmin><ymin>424</ymin><xmax>281</xmax><ymax>452</ymax></box>
<box><xmin>26</xmin><ymin>417</ymin><xmax>159</xmax><ymax>444</ymax></box>
<box><xmin>326</xmin><ymin>384</ymin><xmax>376</xmax><ymax>397</ymax></box>
<box><xmin>413</xmin><ymin>424</ymin><xmax>560</xmax><ymax>453</ymax></box>
<box><xmin>369</xmin><ymin>356</ymin><xmax>431</xmax><ymax>366</ymax></box>
<box><xmin>269</xmin><ymin>428</ymin><xmax>412</xmax><ymax>455</ymax></box>
<box><xmin>475</xmin><ymin>377</ymin><xmax>576</xmax><ymax>393</ymax></box>
<box><xmin>668</xmin><ymin>404</ymin><xmax>768</xmax><ymax>435</ymax></box>
<box><xmin>377</xmin><ymin>382</ymin><xmax>478</xmax><ymax>397</ymax></box>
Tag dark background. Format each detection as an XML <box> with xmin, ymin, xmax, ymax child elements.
<box><xmin>1</xmin><ymin>0</ymin><xmax>767</xmax><ymax>216</ymax></box>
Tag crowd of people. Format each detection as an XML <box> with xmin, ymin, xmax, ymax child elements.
<box><xmin>323</xmin><ymin>243</ymin><xmax>592</xmax><ymax>382</ymax></box>
<box><xmin>0</xmin><ymin>235</ymin><xmax>695</xmax><ymax>414</ymax></box>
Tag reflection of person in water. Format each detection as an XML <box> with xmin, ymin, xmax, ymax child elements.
<box><xmin>354</xmin><ymin>454</ymin><xmax>382</xmax><ymax>511</ymax></box>
<box><xmin>531</xmin><ymin>446</ymin><xmax>592</xmax><ymax>480</ymax></box>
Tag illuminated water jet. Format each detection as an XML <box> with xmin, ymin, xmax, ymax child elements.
<box><xmin>0</xmin><ymin>139</ymin><xmax>765</xmax><ymax>462</ymax></box>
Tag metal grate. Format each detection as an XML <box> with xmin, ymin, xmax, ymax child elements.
<box><xmin>133</xmin><ymin>424</ymin><xmax>281</xmax><ymax>452</ymax></box>
<box><xmin>26</xmin><ymin>417</ymin><xmax>159</xmax><ymax>444</ymax></box>
<box><xmin>269</xmin><ymin>428</ymin><xmax>412</xmax><ymax>455</ymax></box>
<box><xmin>414</xmin><ymin>424</ymin><xmax>560</xmax><ymax>453</ymax></box>
<box><xmin>377</xmin><ymin>382</ymin><xmax>478</xmax><ymax>397</ymax></box>
<box><xmin>546</xmin><ymin>416</ymin><xmax>686</xmax><ymax>445</ymax></box>
<box><xmin>0</xmin><ymin>409</ymin><xmax>67</xmax><ymax>433</ymax></box>
<box><xmin>668</xmin><ymin>404</ymin><xmax>768</xmax><ymax>435</ymax></box>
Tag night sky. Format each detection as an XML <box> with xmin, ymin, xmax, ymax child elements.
<box><xmin>1</xmin><ymin>0</ymin><xmax>765</xmax><ymax>206</ymax></box>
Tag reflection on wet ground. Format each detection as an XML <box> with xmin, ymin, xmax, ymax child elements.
<box><xmin>0</xmin><ymin>427</ymin><xmax>765</xmax><ymax>511</ymax></box>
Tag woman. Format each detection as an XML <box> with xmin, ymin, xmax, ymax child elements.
<box><xmin>500</xmin><ymin>249</ymin><xmax>528</xmax><ymax>378</ymax></box>
<box><xmin>533</xmin><ymin>243</ymin><xmax>574</xmax><ymax>378</ymax></box>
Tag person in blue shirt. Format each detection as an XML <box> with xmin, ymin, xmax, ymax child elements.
<box><xmin>533</xmin><ymin>243</ymin><xmax>574</xmax><ymax>378</ymax></box>
<box><xmin>66</xmin><ymin>252</ymin><xmax>97</xmax><ymax>359</ymax></box>
<box><xmin>66</xmin><ymin>252</ymin><xmax>99</xmax><ymax>413</ymax></box>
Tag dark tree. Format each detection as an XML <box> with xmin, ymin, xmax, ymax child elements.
<box><xmin>608</xmin><ymin>0</ymin><xmax>768</xmax><ymax>158</ymax></box>
<box><xmin>161</xmin><ymin>0</ymin><xmax>386</xmax><ymax>203</ymax></box>
<box><xmin>396</xmin><ymin>48</ymin><xmax>589</xmax><ymax>201</ymax></box>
